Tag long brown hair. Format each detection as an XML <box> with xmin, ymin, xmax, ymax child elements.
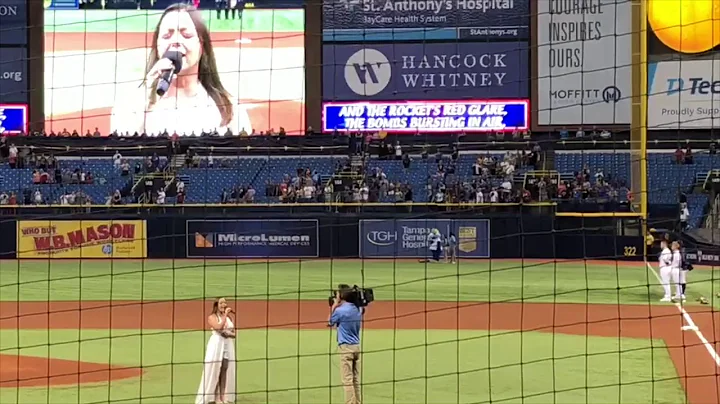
<box><xmin>211</xmin><ymin>297</ymin><xmax>224</xmax><ymax>315</ymax></box>
<box><xmin>144</xmin><ymin>3</ymin><xmax>234</xmax><ymax>126</ymax></box>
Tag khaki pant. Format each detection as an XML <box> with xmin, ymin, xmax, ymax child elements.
<box><xmin>338</xmin><ymin>344</ymin><xmax>361</xmax><ymax>404</ymax></box>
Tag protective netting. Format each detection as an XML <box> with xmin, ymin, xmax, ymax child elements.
<box><xmin>0</xmin><ymin>1</ymin><xmax>719</xmax><ymax>404</ymax></box>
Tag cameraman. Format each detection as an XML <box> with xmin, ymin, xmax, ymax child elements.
<box><xmin>328</xmin><ymin>286</ymin><xmax>364</xmax><ymax>404</ymax></box>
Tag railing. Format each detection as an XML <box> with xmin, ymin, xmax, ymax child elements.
<box><xmin>704</xmin><ymin>195</ymin><xmax>720</xmax><ymax>229</ymax></box>
<box><xmin>523</xmin><ymin>170</ymin><xmax>561</xmax><ymax>190</ymax></box>
<box><xmin>0</xmin><ymin>202</ymin><xmax>555</xmax><ymax>209</ymax></box>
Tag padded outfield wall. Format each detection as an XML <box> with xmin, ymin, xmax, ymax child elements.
<box><xmin>0</xmin><ymin>208</ymin><xmax>644</xmax><ymax>261</ymax></box>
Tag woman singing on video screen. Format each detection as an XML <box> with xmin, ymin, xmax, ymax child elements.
<box><xmin>110</xmin><ymin>3</ymin><xmax>253</xmax><ymax>136</ymax></box>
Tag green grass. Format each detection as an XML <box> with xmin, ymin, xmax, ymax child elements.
<box><xmin>44</xmin><ymin>9</ymin><xmax>305</xmax><ymax>33</ymax></box>
<box><xmin>0</xmin><ymin>329</ymin><xmax>686</xmax><ymax>404</ymax></box>
<box><xmin>1</xmin><ymin>259</ymin><xmax>718</xmax><ymax>306</ymax></box>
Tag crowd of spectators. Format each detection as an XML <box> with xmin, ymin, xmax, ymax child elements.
<box><xmin>0</xmin><ymin>128</ymin><xmax>641</xmax><ymax>207</ymax></box>
<box><xmin>264</xmin><ymin>167</ymin><xmax>328</xmax><ymax>203</ymax></box>
<box><xmin>675</xmin><ymin>146</ymin><xmax>695</xmax><ymax>165</ymax></box>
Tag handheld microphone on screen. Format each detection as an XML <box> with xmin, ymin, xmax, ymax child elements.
<box><xmin>155</xmin><ymin>51</ymin><xmax>183</xmax><ymax>97</ymax></box>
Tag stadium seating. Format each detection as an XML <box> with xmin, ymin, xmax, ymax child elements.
<box><xmin>555</xmin><ymin>151</ymin><xmax>720</xmax><ymax>228</ymax></box>
<box><xmin>0</xmin><ymin>158</ymin><xmax>140</xmax><ymax>204</ymax></box>
<box><xmin>0</xmin><ymin>151</ymin><xmax>716</xmax><ymax>227</ymax></box>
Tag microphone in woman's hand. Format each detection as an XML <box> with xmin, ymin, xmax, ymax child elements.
<box><xmin>156</xmin><ymin>51</ymin><xmax>183</xmax><ymax>96</ymax></box>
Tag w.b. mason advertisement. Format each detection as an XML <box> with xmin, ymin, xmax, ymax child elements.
<box><xmin>647</xmin><ymin>0</ymin><xmax>720</xmax><ymax>129</ymax></box>
<box><xmin>536</xmin><ymin>0</ymin><xmax>632</xmax><ymax>125</ymax></box>
<box><xmin>360</xmin><ymin>219</ymin><xmax>490</xmax><ymax>258</ymax></box>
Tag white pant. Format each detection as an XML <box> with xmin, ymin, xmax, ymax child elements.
<box><xmin>660</xmin><ymin>266</ymin><xmax>682</xmax><ymax>297</ymax></box>
<box><xmin>679</xmin><ymin>270</ymin><xmax>688</xmax><ymax>284</ymax></box>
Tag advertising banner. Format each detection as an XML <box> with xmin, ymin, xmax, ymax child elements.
<box><xmin>44</xmin><ymin>9</ymin><xmax>305</xmax><ymax>135</ymax></box>
<box><xmin>0</xmin><ymin>104</ymin><xmax>28</xmax><ymax>134</ymax></box>
<box><xmin>322</xmin><ymin>0</ymin><xmax>529</xmax><ymax>41</ymax></box>
<box><xmin>323</xmin><ymin>42</ymin><xmax>528</xmax><ymax>101</ymax></box>
<box><xmin>323</xmin><ymin>100</ymin><xmax>528</xmax><ymax>132</ymax></box>
<box><xmin>17</xmin><ymin>220</ymin><xmax>147</xmax><ymax>258</ymax></box>
<box><xmin>647</xmin><ymin>60</ymin><xmax>720</xmax><ymax>129</ymax></box>
<box><xmin>187</xmin><ymin>220</ymin><xmax>319</xmax><ymax>258</ymax></box>
<box><xmin>0</xmin><ymin>47</ymin><xmax>27</xmax><ymax>104</ymax></box>
<box><xmin>360</xmin><ymin>219</ymin><xmax>490</xmax><ymax>258</ymax></box>
<box><xmin>0</xmin><ymin>0</ymin><xmax>26</xmax><ymax>46</ymax></box>
<box><xmin>536</xmin><ymin>0</ymin><xmax>632</xmax><ymax>125</ymax></box>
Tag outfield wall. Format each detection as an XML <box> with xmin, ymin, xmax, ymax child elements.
<box><xmin>0</xmin><ymin>211</ymin><xmax>644</xmax><ymax>261</ymax></box>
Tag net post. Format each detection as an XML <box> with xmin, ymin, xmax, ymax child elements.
<box><xmin>631</xmin><ymin>0</ymin><xmax>648</xmax><ymax>222</ymax></box>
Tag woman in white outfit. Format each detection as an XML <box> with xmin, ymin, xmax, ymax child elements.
<box><xmin>196</xmin><ymin>297</ymin><xmax>236</xmax><ymax>404</ymax></box>
<box><xmin>671</xmin><ymin>241</ymin><xmax>686</xmax><ymax>301</ymax></box>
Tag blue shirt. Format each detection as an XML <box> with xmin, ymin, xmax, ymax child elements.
<box><xmin>329</xmin><ymin>302</ymin><xmax>362</xmax><ymax>345</ymax></box>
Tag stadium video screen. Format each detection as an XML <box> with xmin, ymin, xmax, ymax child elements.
<box><xmin>44</xmin><ymin>7</ymin><xmax>305</xmax><ymax>136</ymax></box>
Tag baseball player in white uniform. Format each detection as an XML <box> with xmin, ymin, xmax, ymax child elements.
<box><xmin>659</xmin><ymin>240</ymin><xmax>681</xmax><ymax>302</ymax></box>
<box><xmin>672</xmin><ymin>241</ymin><xmax>686</xmax><ymax>301</ymax></box>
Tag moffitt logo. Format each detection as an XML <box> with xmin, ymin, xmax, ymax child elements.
<box><xmin>550</xmin><ymin>86</ymin><xmax>622</xmax><ymax>105</ymax></box>
<box><xmin>197</xmin><ymin>232</ymin><xmax>312</xmax><ymax>247</ymax></box>
<box><xmin>666</xmin><ymin>78</ymin><xmax>720</xmax><ymax>96</ymax></box>
<box><xmin>344</xmin><ymin>47</ymin><xmax>510</xmax><ymax>96</ymax></box>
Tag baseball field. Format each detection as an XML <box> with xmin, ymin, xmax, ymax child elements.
<box><xmin>0</xmin><ymin>258</ymin><xmax>718</xmax><ymax>404</ymax></box>
<box><xmin>43</xmin><ymin>9</ymin><xmax>305</xmax><ymax>134</ymax></box>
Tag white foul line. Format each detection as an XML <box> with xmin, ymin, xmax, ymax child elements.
<box><xmin>645</xmin><ymin>262</ymin><xmax>720</xmax><ymax>367</ymax></box>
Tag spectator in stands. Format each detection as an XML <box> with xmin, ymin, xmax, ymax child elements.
<box><xmin>301</xmin><ymin>181</ymin><xmax>315</xmax><ymax>202</ymax></box>
<box><xmin>394</xmin><ymin>141</ymin><xmax>402</xmax><ymax>160</ymax></box>
<box><xmin>113</xmin><ymin>150</ymin><xmax>123</xmax><ymax>168</ymax></box>
<box><xmin>157</xmin><ymin>189</ymin><xmax>166</xmax><ymax>204</ymax></box>
<box><xmin>111</xmin><ymin>190</ymin><xmax>122</xmax><ymax>205</ymax></box>
<box><xmin>120</xmin><ymin>160</ymin><xmax>130</xmax><ymax>176</ymax></box>
<box><xmin>8</xmin><ymin>144</ymin><xmax>18</xmax><ymax>169</ymax></box>
<box><xmin>489</xmin><ymin>188</ymin><xmax>499</xmax><ymax>203</ymax></box>
<box><xmin>59</xmin><ymin>192</ymin><xmax>74</xmax><ymax>205</ymax></box>
<box><xmin>684</xmin><ymin>146</ymin><xmax>694</xmax><ymax>164</ymax></box>
<box><xmin>679</xmin><ymin>202</ymin><xmax>689</xmax><ymax>231</ymax></box>
<box><xmin>33</xmin><ymin>189</ymin><xmax>43</xmax><ymax>205</ymax></box>
<box><xmin>110</xmin><ymin>4</ymin><xmax>252</xmax><ymax>137</ymax></box>
<box><xmin>559</xmin><ymin>127</ymin><xmax>570</xmax><ymax>139</ymax></box>
<box><xmin>243</xmin><ymin>185</ymin><xmax>256</xmax><ymax>203</ymax></box>
<box><xmin>401</xmin><ymin>152</ymin><xmax>411</xmax><ymax>170</ymax></box>
<box><xmin>674</xmin><ymin>146</ymin><xmax>684</xmax><ymax>164</ymax></box>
